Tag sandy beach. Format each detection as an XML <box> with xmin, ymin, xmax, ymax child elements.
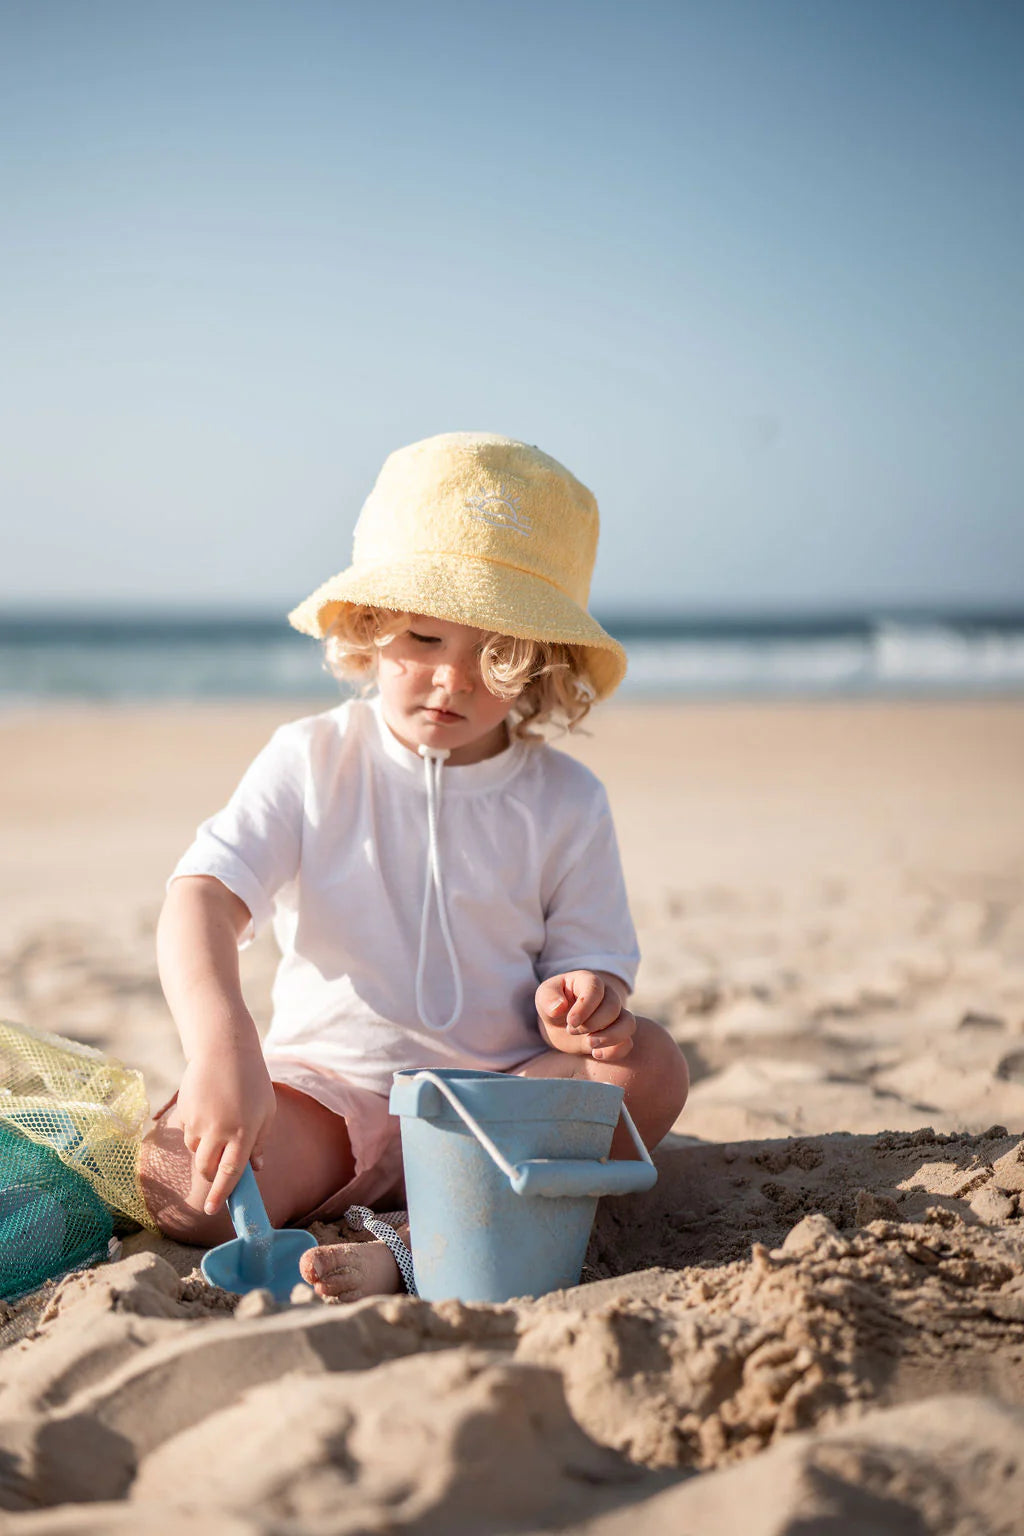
<box><xmin>2</xmin><ymin>697</ymin><xmax>1024</xmax><ymax>1533</ymax></box>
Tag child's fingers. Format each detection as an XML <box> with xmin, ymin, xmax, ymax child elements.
<box><xmin>192</xmin><ymin>1133</ymin><xmax>225</xmax><ymax>1187</ymax></box>
<box><xmin>588</xmin><ymin>1015</ymin><xmax>633</xmax><ymax>1048</ymax></box>
<box><xmin>590</xmin><ymin>1035</ymin><xmax>635</xmax><ymax>1063</ymax></box>
<box><xmin>203</xmin><ymin>1139</ymin><xmax>249</xmax><ymax>1215</ymax></box>
<box><xmin>569</xmin><ymin>989</ymin><xmax>622</xmax><ymax>1035</ymax></box>
<box><xmin>537</xmin><ymin>976</ymin><xmax>575</xmax><ymax>1033</ymax></box>
<box><xmin>564</xmin><ymin>973</ymin><xmax>605</xmax><ymax>1030</ymax></box>
<box><xmin>586</xmin><ymin>1013</ymin><xmax>636</xmax><ymax>1061</ymax></box>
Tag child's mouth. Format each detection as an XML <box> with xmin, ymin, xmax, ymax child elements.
<box><xmin>422</xmin><ymin>707</ymin><xmax>464</xmax><ymax>724</ymax></box>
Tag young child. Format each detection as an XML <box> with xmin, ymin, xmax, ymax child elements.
<box><xmin>140</xmin><ymin>431</ymin><xmax>689</xmax><ymax>1300</ymax></box>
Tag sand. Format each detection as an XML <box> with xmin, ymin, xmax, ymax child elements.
<box><xmin>1</xmin><ymin>698</ymin><xmax>1023</xmax><ymax>1533</ymax></box>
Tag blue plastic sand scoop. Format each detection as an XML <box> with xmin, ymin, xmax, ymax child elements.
<box><xmin>200</xmin><ymin>1164</ymin><xmax>317</xmax><ymax>1304</ymax></box>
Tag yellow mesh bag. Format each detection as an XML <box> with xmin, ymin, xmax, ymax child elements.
<box><xmin>0</xmin><ymin>1019</ymin><xmax>156</xmax><ymax>1232</ymax></box>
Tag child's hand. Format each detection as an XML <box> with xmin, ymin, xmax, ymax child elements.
<box><xmin>176</xmin><ymin>1043</ymin><xmax>278</xmax><ymax>1215</ymax></box>
<box><xmin>535</xmin><ymin>970</ymin><xmax>636</xmax><ymax>1062</ymax></box>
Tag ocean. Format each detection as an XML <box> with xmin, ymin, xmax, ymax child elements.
<box><xmin>2</xmin><ymin>611</ymin><xmax>1024</xmax><ymax>704</ymax></box>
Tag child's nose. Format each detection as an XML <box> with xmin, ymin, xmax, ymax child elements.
<box><xmin>433</xmin><ymin>658</ymin><xmax>473</xmax><ymax>693</ymax></box>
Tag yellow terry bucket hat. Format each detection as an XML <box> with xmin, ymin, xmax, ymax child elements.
<box><xmin>288</xmin><ymin>431</ymin><xmax>627</xmax><ymax>699</ymax></box>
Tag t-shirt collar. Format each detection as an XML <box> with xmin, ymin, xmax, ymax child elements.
<box><xmin>367</xmin><ymin>694</ymin><xmax>526</xmax><ymax>792</ymax></box>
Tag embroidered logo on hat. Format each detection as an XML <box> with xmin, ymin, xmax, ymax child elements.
<box><xmin>465</xmin><ymin>487</ymin><xmax>533</xmax><ymax>537</ymax></box>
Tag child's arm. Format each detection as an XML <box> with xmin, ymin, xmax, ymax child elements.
<box><xmin>157</xmin><ymin>874</ymin><xmax>278</xmax><ymax>1215</ymax></box>
<box><xmin>534</xmin><ymin>970</ymin><xmax>636</xmax><ymax>1063</ymax></box>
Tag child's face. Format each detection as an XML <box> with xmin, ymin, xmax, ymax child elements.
<box><xmin>376</xmin><ymin>614</ymin><xmax>519</xmax><ymax>765</ymax></box>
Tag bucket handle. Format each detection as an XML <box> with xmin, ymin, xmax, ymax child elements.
<box><xmin>408</xmin><ymin>1070</ymin><xmax>658</xmax><ymax>1199</ymax></box>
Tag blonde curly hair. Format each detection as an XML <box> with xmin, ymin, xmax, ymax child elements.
<box><xmin>323</xmin><ymin>606</ymin><xmax>595</xmax><ymax>740</ymax></box>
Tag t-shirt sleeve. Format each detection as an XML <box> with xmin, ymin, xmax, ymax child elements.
<box><xmin>167</xmin><ymin>724</ymin><xmax>306</xmax><ymax>946</ymax></box>
<box><xmin>536</xmin><ymin>783</ymin><xmax>640</xmax><ymax>991</ymax></box>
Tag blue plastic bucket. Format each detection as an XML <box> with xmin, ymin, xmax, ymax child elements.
<box><xmin>389</xmin><ymin>1068</ymin><xmax>657</xmax><ymax>1303</ymax></box>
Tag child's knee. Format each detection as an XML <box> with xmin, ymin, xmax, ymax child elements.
<box><xmin>139</xmin><ymin>1122</ymin><xmax>232</xmax><ymax>1247</ymax></box>
<box><xmin>633</xmin><ymin>1016</ymin><xmax>689</xmax><ymax>1119</ymax></box>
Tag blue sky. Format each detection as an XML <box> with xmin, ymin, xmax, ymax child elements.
<box><xmin>2</xmin><ymin>0</ymin><xmax>1022</xmax><ymax>614</ymax></box>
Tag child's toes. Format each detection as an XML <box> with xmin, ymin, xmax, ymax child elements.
<box><xmin>313</xmin><ymin>1271</ymin><xmax>360</xmax><ymax>1301</ymax></box>
<box><xmin>307</xmin><ymin>1260</ymin><xmax>360</xmax><ymax>1300</ymax></box>
<box><xmin>300</xmin><ymin>1240</ymin><xmax>402</xmax><ymax>1301</ymax></box>
<box><xmin>299</xmin><ymin>1246</ymin><xmax>322</xmax><ymax>1287</ymax></box>
<box><xmin>300</xmin><ymin>1242</ymin><xmax>349</xmax><ymax>1290</ymax></box>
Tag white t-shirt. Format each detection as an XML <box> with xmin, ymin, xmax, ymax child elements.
<box><xmin>170</xmin><ymin>695</ymin><xmax>639</xmax><ymax>1096</ymax></box>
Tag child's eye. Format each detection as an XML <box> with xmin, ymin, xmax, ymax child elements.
<box><xmin>409</xmin><ymin>631</ymin><xmax>441</xmax><ymax>645</ymax></box>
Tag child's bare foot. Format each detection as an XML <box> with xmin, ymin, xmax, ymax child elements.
<box><xmin>300</xmin><ymin>1238</ymin><xmax>403</xmax><ymax>1301</ymax></box>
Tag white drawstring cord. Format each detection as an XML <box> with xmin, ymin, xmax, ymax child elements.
<box><xmin>414</xmin><ymin>745</ymin><xmax>464</xmax><ymax>1033</ymax></box>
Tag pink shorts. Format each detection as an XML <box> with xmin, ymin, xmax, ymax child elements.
<box><xmin>271</xmin><ymin>1054</ymin><xmax>547</xmax><ymax>1224</ymax></box>
<box><xmin>155</xmin><ymin>1051</ymin><xmax>549</xmax><ymax>1228</ymax></box>
<box><xmin>264</xmin><ymin>1055</ymin><xmax>406</xmax><ymax>1224</ymax></box>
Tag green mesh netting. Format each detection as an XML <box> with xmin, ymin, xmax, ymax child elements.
<box><xmin>0</xmin><ymin>1123</ymin><xmax>114</xmax><ymax>1301</ymax></box>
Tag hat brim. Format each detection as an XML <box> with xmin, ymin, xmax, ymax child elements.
<box><xmin>288</xmin><ymin>556</ymin><xmax>627</xmax><ymax>700</ymax></box>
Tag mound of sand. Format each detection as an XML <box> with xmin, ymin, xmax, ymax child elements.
<box><xmin>1</xmin><ymin>1129</ymin><xmax>1023</xmax><ymax>1532</ymax></box>
<box><xmin>2</xmin><ymin>700</ymin><xmax>1023</xmax><ymax>1533</ymax></box>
